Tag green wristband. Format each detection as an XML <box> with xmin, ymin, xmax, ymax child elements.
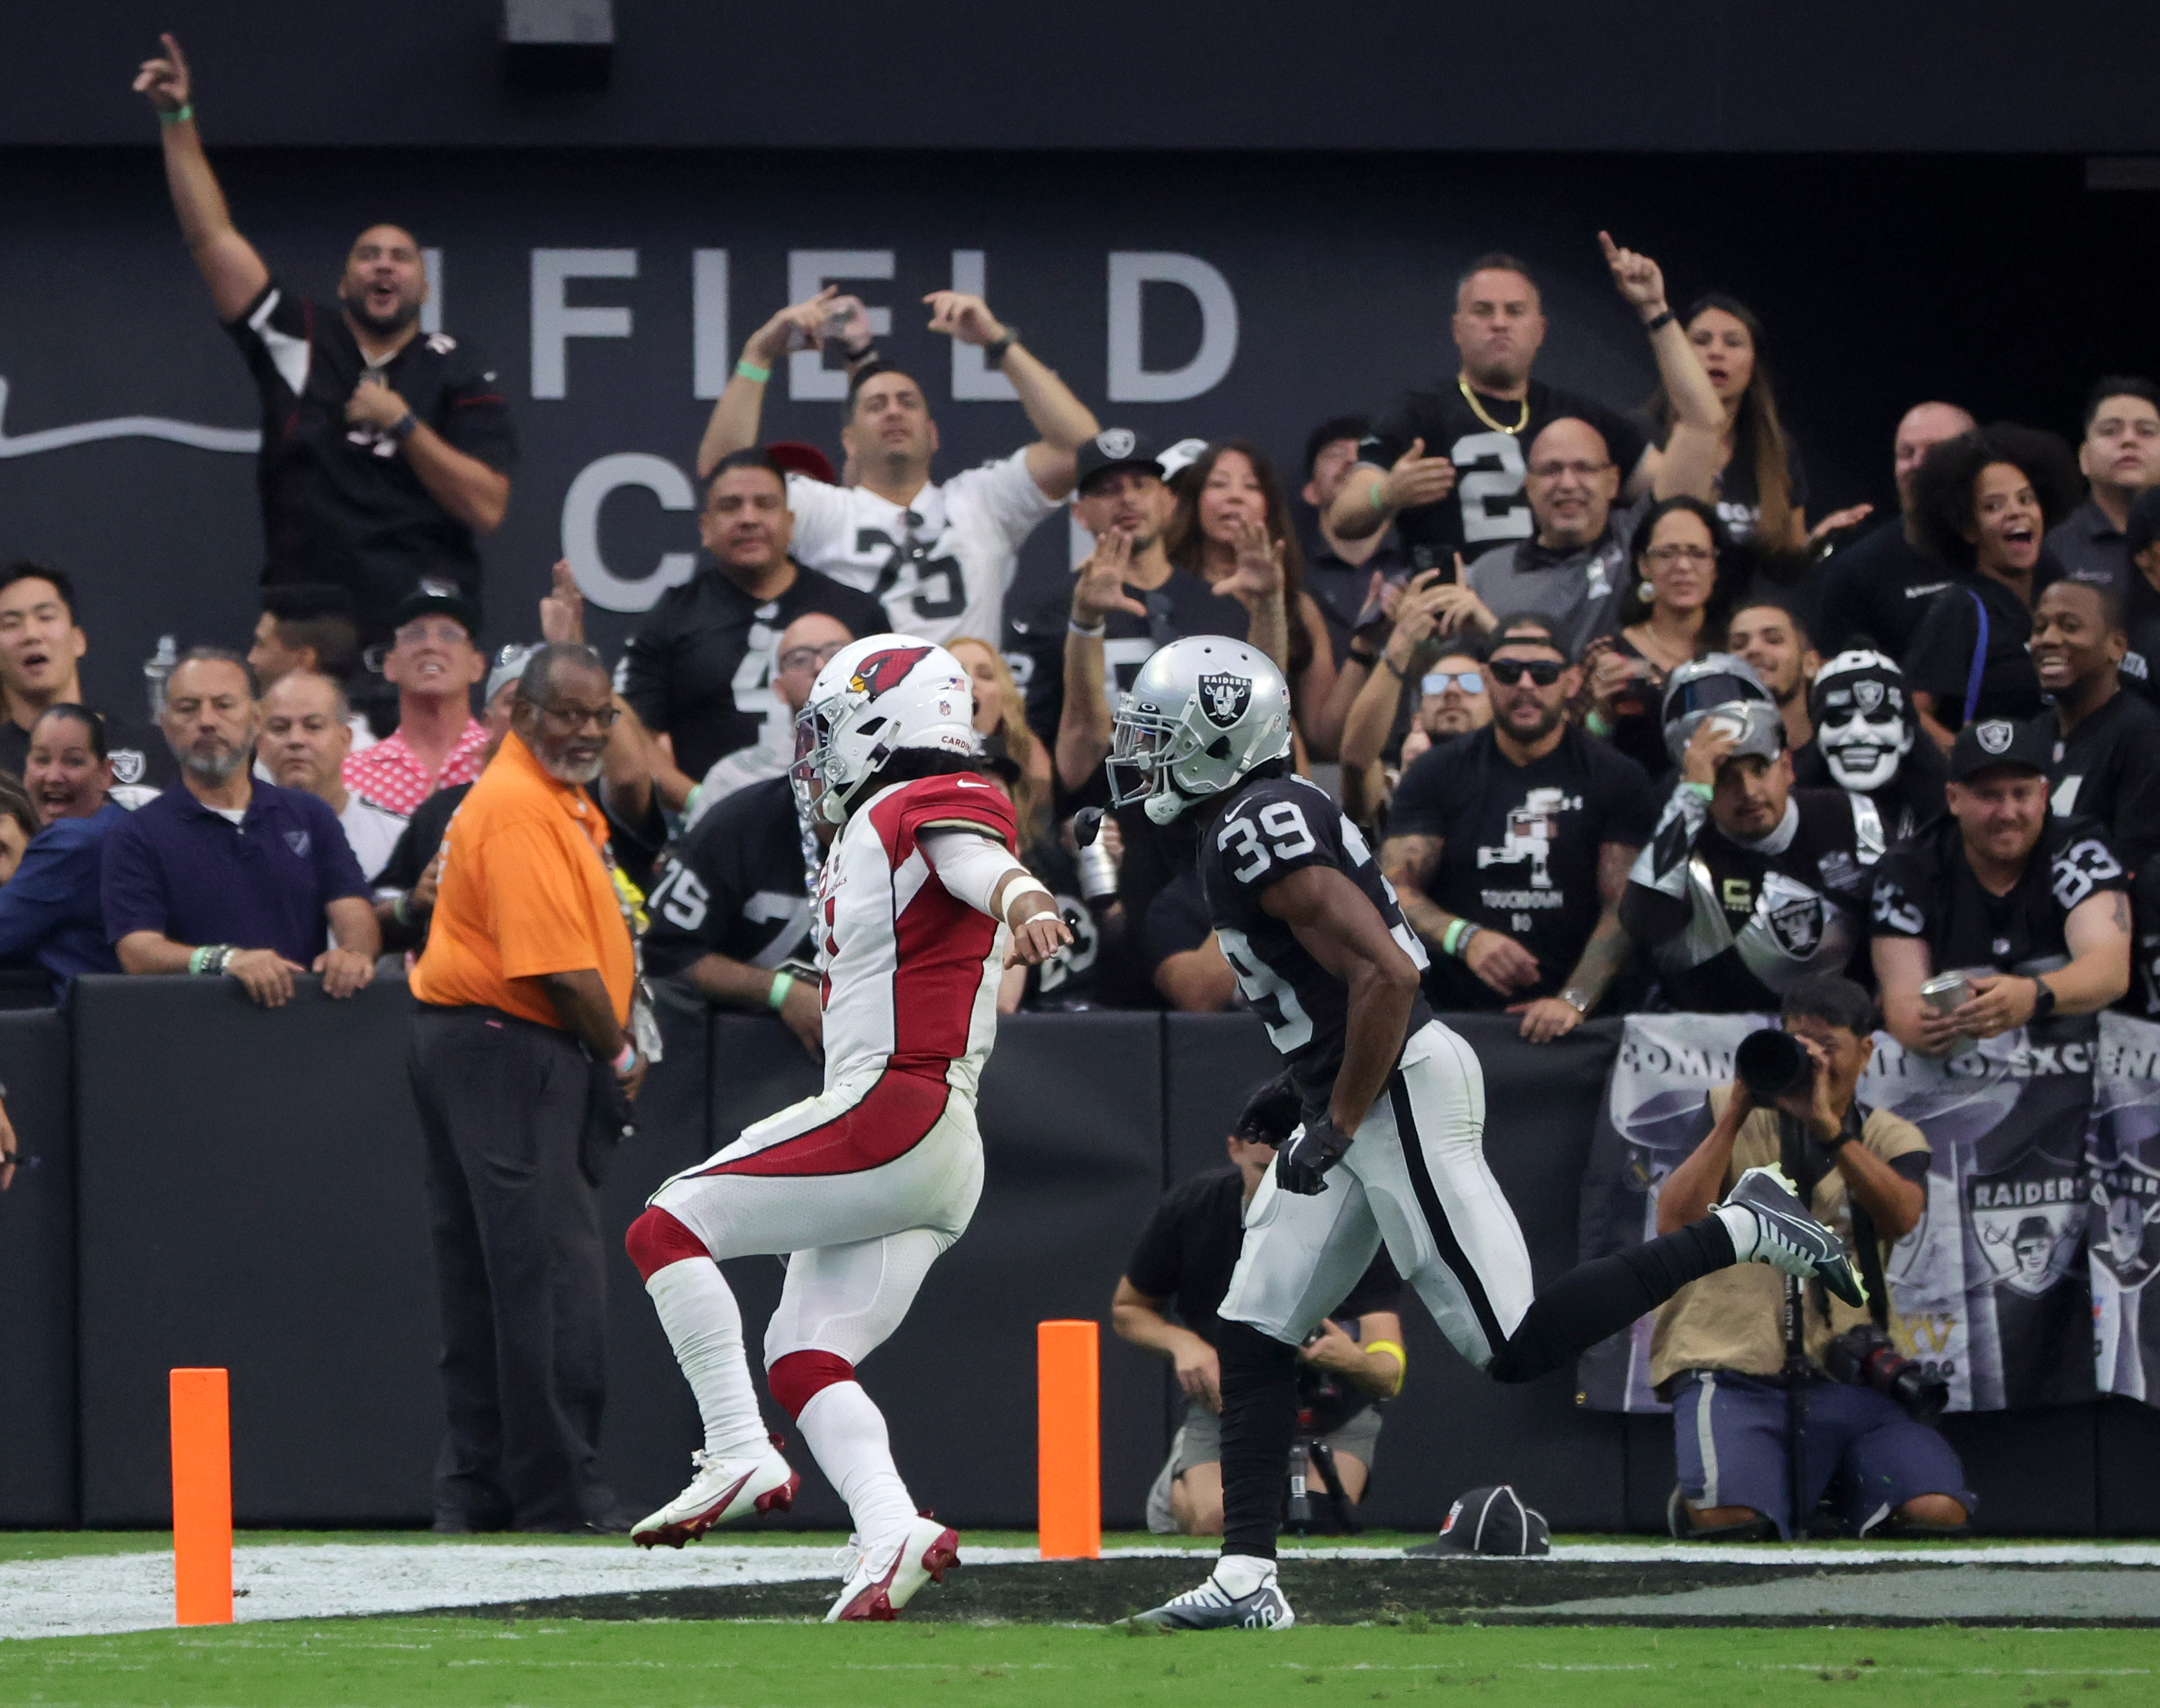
<box><xmin>189</xmin><ymin>945</ymin><xmax>210</xmax><ymax>975</ymax></box>
<box><xmin>159</xmin><ymin>104</ymin><xmax>194</xmax><ymax>127</ymax></box>
<box><xmin>767</xmin><ymin>970</ymin><xmax>795</xmax><ymax>1011</ymax></box>
<box><xmin>735</xmin><ymin>359</ymin><xmax>772</xmax><ymax>384</ymax></box>
<box><xmin>1369</xmin><ymin>479</ymin><xmax>1388</xmax><ymax>513</ymax></box>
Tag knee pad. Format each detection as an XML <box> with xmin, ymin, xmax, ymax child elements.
<box><xmin>767</xmin><ymin>1349</ymin><xmax>855</xmax><ymax>1419</ymax></box>
<box><xmin>625</xmin><ymin>1206</ymin><xmax>709</xmax><ymax>1282</ymax></box>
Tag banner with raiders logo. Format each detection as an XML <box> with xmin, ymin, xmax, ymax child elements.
<box><xmin>1578</xmin><ymin>1011</ymin><xmax>2097</xmax><ymax>1414</ymax></box>
<box><xmin>2091</xmin><ymin>1013</ymin><xmax>2160</xmax><ymax>1404</ymax></box>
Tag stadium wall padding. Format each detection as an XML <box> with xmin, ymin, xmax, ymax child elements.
<box><xmin>37</xmin><ymin>980</ymin><xmax>2151</xmax><ymax>1533</ymax></box>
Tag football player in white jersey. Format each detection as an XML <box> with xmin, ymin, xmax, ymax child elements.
<box><xmin>623</xmin><ymin>635</ymin><xmax>1070</xmax><ymax>1622</ymax></box>
<box><xmin>695</xmin><ymin>286</ymin><xmax>1101</xmax><ymax>647</ymax></box>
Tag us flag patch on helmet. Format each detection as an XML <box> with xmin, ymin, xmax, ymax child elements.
<box><xmin>1197</xmin><ymin>672</ymin><xmax>1252</xmax><ymax>730</ymax></box>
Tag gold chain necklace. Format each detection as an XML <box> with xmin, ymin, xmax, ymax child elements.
<box><xmin>1457</xmin><ymin>375</ymin><xmax>1530</xmax><ymax>435</ymax></box>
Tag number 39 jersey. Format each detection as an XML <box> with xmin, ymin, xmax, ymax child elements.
<box><xmin>1198</xmin><ymin>774</ymin><xmax>1435</xmax><ymax>1108</ymax></box>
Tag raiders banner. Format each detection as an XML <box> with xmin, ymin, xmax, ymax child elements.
<box><xmin>1578</xmin><ymin>1012</ymin><xmax>2098</xmax><ymax>1414</ymax></box>
<box><xmin>2092</xmin><ymin>1013</ymin><xmax>2160</xmax><ymax>1403</ymax></box>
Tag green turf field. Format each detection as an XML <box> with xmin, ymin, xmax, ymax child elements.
<box><xmin>0</xmin><ymin>1617</ymin><xmax>2146</xmax><ymax>1707</ymax></box>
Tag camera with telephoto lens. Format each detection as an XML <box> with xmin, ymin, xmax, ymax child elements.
<box><xmin>1822</xmin><ymin>1323</ymin><xmax>1949</xmax><ymax>1421</ymax></box>
<box><xmin>1735</xmin><ymin>1027</ymin><xmax>1814</xmax><ymax>1104</ymax></box>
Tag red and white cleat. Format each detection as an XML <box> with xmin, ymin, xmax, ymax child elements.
<box><xmin>824</xmin><ymin>1516</ymin><xmax>962</xmax><ymax>1622</ymax></box>
<box><xmin>631</xmin><ymin>1441</ymin><xmax>799</xmax><ymax>1549</ymax></box>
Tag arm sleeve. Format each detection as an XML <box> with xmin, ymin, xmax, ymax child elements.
<box><xmin>921</xmin><ymin>827</ymin><xmax>1035</xmax><ymax>918</ymax></box>
<box><xmin>1125</xmin><ymin>1199</ymin><xmax>1185</xmax><ymax>1300</ymax></box>
<box><xmin>1617</xmin><ymin>783</ymin><xmax>1711</xmax><ymax>949</ymax></box>
<box><xmin>224</xmin><ymin>279</ymin><xmax>311</xmax><ymax>404</ymax></box>
<box><xmin>956</xmin><ymin>447</ymin><xmax>1058</xmax><ymax>551</ymax></box>
<box><xmin>2049</xmin><ymin>823</ymin><xmax>2130</xmax><ymax>913</ymax></box>
<box><xmin>1357</xmin><ymin>400</ymin><xmax>1418</xmax><ymax>470</ymax></box>
<box><xmin>1866</xmin><ymin>847</ymin><xmax>1934</xmax><ymax>939</ymax></box>
<box><xmin>0</xmin><ymin>833</ymin><xmax>78</xmax><ymax>963</ymax></box>
<box><xmin>1385</xmin><ymin>748</ymin><xmax>1454</xmax><ymax>840</ymax></box>
<box><xmin>783</xmin><ymin>472</ymin><xmax>851</xmax><ymax>571</ymax></box>
<box><xmin>1900</xmin><ymin>589</ymin><xmax>1975</xmax><ymax>703</ymax></box>
<box><xmin>98</xmin><ymin>815</ymin><xmax>170</xmax><ymax>944</ymax></box>
<box><xmin>436</xmin><ymin>342</ymin><xmax>518</xmax><ymax>474</ymax></box>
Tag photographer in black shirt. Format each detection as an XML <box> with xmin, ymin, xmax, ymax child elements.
<box><xmin>1384</xmin><ymin>619</ymin><xmax>1650</xmax><ymax>1039</ymax></box>
<box><xmin>1113</xmin><ymin>1076</ymin><xmax>1405</xmax><ymax>1535</ymax></box>
<box><xmin>1621</xmin><ymin>656</ymin><xmax>1871</xmax><ymax>1012</ymax></box>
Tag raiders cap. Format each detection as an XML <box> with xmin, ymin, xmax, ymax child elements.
<box><xmin>1073</xmin><ymin>429</ymin><xmax>1165</xmax><ymax>495</ymax></box>
<box><xmin>1949</xmin><ymin>716</ymin><xmax>2053</xmax><ymax>782</ymax></box>
<box><xmin>390</xmin><ymin>579</ymin><xmax>481</xmax><ymax>643</ymax></box>
<box><xmin>1406</xmin><ymin>1484</ymin><xmax>1551</xmax><ymax>1558</ymax></box>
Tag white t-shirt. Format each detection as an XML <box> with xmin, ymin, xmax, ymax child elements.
<box><xmin>338</xmin><ymin>792</ymin><xmax>409</xmax><ymax>883</ymax></box>
<box><xmin>784</xmin><ymin>448</ymin><xmax>1056</xmax><ymax>647</ymax></box>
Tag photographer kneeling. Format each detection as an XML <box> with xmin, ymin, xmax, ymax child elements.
<box><xmin>1113</xmin><ymin>1075</ymin><xmax>1405</xmax><ymax>1535</ymax></box>
<box><xmin>1652</xmin><ymin>974</ymin><xmax>1974</xmax><ymax>1540</ymax></box>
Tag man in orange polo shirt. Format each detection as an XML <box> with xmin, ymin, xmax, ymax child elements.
<box><xmin>408</xmin><ymin>641</ymin><xmax>646</xmax><ymax>1533</ymax></box>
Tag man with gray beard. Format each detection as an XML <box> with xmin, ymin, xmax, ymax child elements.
<box><xmin>407</xmin><ymin>643</ymin><xmax>646</xmax><ymax>1533</ymax></box>
<box><xmin>101</xmin><ymin>648</ymin><xmax>377</xmax><ymax>1007</ymax></box>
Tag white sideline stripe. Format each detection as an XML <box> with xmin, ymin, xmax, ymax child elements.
<box><xmin>5</xmin><ymin>1540</ymin><xmax>2158</xmax><ymax>1642</ymax></box>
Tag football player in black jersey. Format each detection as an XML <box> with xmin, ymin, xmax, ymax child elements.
<box><xmin>1108</xmin><ymin>637</ymin><xmax>1862</xmax><ymax>1631</ymax></box>
<box><xmin>1622</xmin><ymin>656</ymin><xmax>1873</xmax><ymax>1012</ymax></box>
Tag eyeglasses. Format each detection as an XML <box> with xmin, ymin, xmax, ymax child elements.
<box><xmin>1421</xmin><ymin>670</ymin><xmax>1484</xmax><ymax>697</ymax></box>
<box><xmin>535</xmin><ymin>701</ymin><xmax>619</xmax><ymax>732</ymax></box>
<box><xmin>1644</xmin><ymin>544</ymin><xmax>1717</xmax><ymax>567</ymax></box>
<box><xmin>1528</xmin><ymin>459</ymin><xmax>1611</xmax><ymax>480</ymax></box>
<box><xmin>778</xmin><ymin>641</ymin><xmax>848</xmax><ymax>674</ymax></box>
<box><xmin>1485</xmin><ymin>658</ymin><xmax>1564</xmax><ymax>687</ymax></box>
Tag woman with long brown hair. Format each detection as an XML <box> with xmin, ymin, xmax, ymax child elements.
<box><xmin>1165</xmin><ymin>441</ymin><xmax>1337</xmax><ymax>732</ymax></box>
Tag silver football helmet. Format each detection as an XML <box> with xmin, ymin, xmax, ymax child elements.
<box><xmin>1661</xmin><ymin>652</ymin><xmax>1783</xmax><ymax>767</ymax></box>
<box><xmin>1107</xmin><ymin>637</ymin><xmax>1293</xmax><ymax>824</ymax></box>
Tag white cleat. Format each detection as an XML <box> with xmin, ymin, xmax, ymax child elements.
<box><xmin>631</xmin><ymin>1441</ymin><xmax>799</xmax><ymax>1549</ymax></box>
<box><xmin>824</xmin><ymin>1515</ymin><xmax>962</xmax><ymax>1622</ymax></box>
<box><xmin>1134</xmin><ymin>1555</ymin><xmax>1296</xmax><ymax>1629</ymax></box>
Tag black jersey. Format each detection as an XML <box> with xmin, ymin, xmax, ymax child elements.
<box><xmin>2034</xmin><ymin>691</ymin><xmax>2160</xmax><ymax>872</ymax></box>
<box><xmin>228</xmin><ymin>281</ymin><xmax>516</xmax><ymax>643</ymax></box>
<box><xmin>1620</xmin><ymin>785</ymin><xmax>1871</xmax><ymax>1013</ymax></box>
<box><xmin>1388</xmin><ymin>724</ymin><xmax>1653</xmax><ymax>1009</ymax></box>
<box><xmin>1789</xmin><ymin>736</ymin><xmax>1949</xmax><ymax>858</ymax></box>
<box><xmin>1870</xmin><ymin>813</ymin><xmax>2128</xmax><ymax>981</ymax></box>
<box><xmin>617</xmin><ymin>565</ymin><xmax>888</xmax><ymax>784</ymax></box>
<box><xmin>643</xmin><ymin>777</ymin><xmax>815</xmax><ymax>982</ymax></box>
<box><xmin>1901</xmin><ymin>573</ymin><xmax>2046</xmax><ymax>731</ymax></box>
<box><xmin>1814</xmin><ymin>520</ymin><xmax>1956</xmax><ymax>660</ymax></box>
<box><xmin>1358</xmin><ymin>379</ymin><xmax>1648</xmax><ymax>564</ymax></box>
<box><xmin>1199</xmin><ymin>773</ymin><xmax>1436</xmax><ymax>1108</ymax></box>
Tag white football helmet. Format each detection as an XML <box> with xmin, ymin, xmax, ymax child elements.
<box><xmin>790</xmin><ymin>633</ymin><xmax>977</xmax><ymax>825</ymax></box>
<box><xmin>1107</xmin><ymin>637</ymin><xmax>1293</xmax><ymax>824</ymax></box>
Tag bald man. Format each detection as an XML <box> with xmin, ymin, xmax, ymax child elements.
<box><xmin>138</xmin><ymin>34</ymin><xmax>516</xmax><ymax>647</ymax></box>
<box><xmin>1814</xmin><ymin>402</ymin><xmax>1976</xmax><ymax>660</ymax></box>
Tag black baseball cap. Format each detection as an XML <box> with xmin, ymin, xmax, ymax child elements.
<box><xmin>1949</xmin><ymin>716</ymin><xmax>2053</xmax><ymax>782</ymax></box>
<box><xmin>1405</xmin><ymin>1485</ymin><xmax>1551</xmax><ymax>1558</ymax></box>
<box><xmin>390</xmin><ymin>579</ymin><xmax>481</xmax><ymax>643</ymax></box>
<box><xmin>1073</xmin><ymin>429</ymin><xmax>1164</xmax><ymax>495</ymax></box>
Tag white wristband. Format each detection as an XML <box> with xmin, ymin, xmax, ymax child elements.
<box><xmin>1068</xmin><ymin>617</ymin><xmax>1107</xmax><ymax>639</ymax></box>
<box><xmin>1004</xmin><ymin>879</ymin><xmax>1055</xmax><ymax>918</ymax></box>
<box><xmin>611</xmin><ymin>1040</ymin><xmax>638</xmax><ymax>1074</ymax></box>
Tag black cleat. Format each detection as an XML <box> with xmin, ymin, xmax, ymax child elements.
<box><xmin>1721</xmin><ymin>1164</ymin><xmax>1867</xmax><ymax>1308</ymax></box>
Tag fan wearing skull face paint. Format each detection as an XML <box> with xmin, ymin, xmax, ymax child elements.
<box><xmin>1618</xmin><ymin>656</ymin><xmax>1873</xmax><ymax>1013</ymax></box>
<box><xmin>1793</xmin><ymin>650</ymin><xmax>1948</xmax><ymax>860</ymax></box>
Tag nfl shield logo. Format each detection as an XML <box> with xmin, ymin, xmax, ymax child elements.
<box><xmin>1197</xmin><ymin>672</ymin><xmax>1252</xmax><ymax>730</ymax></box>
<box><xmin>285</xmin><ymin>830</ymin><xmax>311</xmax><ymax>858</ymax></box>
<box><xmin>1854</xmin><ymin>679</ymin><xmax>1884</xmax><ymax>714</ymax></box>
<box><xmin>110</xmin><ymin>747</ymin><xmax>146</xmax><ymax>785</ymax></box>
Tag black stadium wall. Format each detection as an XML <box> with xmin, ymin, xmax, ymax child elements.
<box><xmin>7</xmin><ymin>983</ymin><xmax>2159</xmax><ymax>1536</ymax></box>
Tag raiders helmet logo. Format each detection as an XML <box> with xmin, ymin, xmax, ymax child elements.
<box><xmin>1976</xmin><ymin>720</ymin><xmax>2014</xmax><ymax>755</ymax></box>
<box><xmin>1854</xmin><ymin>679</ymin><xmax>1884</xmax><ymax>713</ymax></box>
<box><xmin>848</xmin><ymin>645</ymin><xmax>933</xmax><ymax>699</ymax></box>
<box><xmin>1093</xmin><ymin>427</ymin><xmax>1136</xmax><ymax>460</ymax></box>
<box><xmin>1197</xmin><ymin>672</ymin><xmax>1252</xmax><ymax>730</ymax></box>
<box><xmin>1768</xmin><ymin>892</ymin><xmax>1824</xmax><ymax>958</ymax></box>
<box><xmin>110</xmin><ymin>747</ymin><xmax>146</xmax><ymax>785</ymax></box>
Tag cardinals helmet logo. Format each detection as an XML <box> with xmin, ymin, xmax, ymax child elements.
<box><xmin>848</xmin><ymin>645</ymin><xmax>933</xmax><ymax>699</ymax></box>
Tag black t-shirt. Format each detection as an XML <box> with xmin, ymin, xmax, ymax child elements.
<box><xmin>1199</xmin><ymin>773</ymin><xmax>1436</xmax><ymax>1108</ymax></box>
<box><xmin>1017</xmin><ymin>567</ymin><xmax>1249</xmax><ymax>778</ymax></box>
<box><xmin>1901</xmin><ymin>572</ymin><xmax>2046</xmax><ymax>731</ymax></box>
<box><xmin>618</xmin><ymin>565</ymin><xmax>888</xmax><ymax>784</ymax></box>
<box><xmin>1789</xmin><ymin>736</ymin><xmax>1950</xmax><ymax>853</ymax></box>
<box><xmin>1298</xmin><ymin>512</ymin><xmax>1411</xmax><ymax>663</ymax></box>
<box><xmin>1126</xmin><ymin>1166</ymin><xmax>1402</xmax><ymax>1348</ymax></box>
<box><xmin>228</xmin><ymin>282</ymin><xmax>517</xmax><ymax>643</ymax></box>
<box><xmin>1359</xmin><ymin>379</ymin><xmax>1649</xmax><ymax>563</ymax></box>
<box><xmin>643</xmin><ymin>777</ymin><xmax>814</xmax><ymax>982</ymax></box>
<box><xmin>2035</xmin><ymin>691</ymin><xmax>2160</xmax><ymax>873</ymax></box>
<box><xmin>1870</xmin><ymin>813</ymin><xmax>2128</xmax><ymax>979</ymax></box>
<box><xmin>1621</xmin><ymin>788</ymin><xmax>1872</xmax><ymax>1012</ymax></box>
<box><xmin>1705</xmin><ymin>435</ymin><xmax>1810</xmax><ymax>550</ymax></box>
<box><xmin>0</xmin><ymin>709</ymin><xmax>173</xmax><ymax>792</ymax></box>
<box><xmin>1388</xmin><ymin>725</ymin><xmax>1653</xmax><ymax>1009</ymax></box>
<box><xmin>1813</xmin><ymin>520</ymin><xmax>1957</xmax><ymax>661</ymax></box>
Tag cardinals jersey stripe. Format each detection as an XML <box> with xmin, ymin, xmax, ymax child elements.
<box><xmin>688</xmin><ymin>1069</ymin><xmax>950</xmax><ymax>1179</ymax></box>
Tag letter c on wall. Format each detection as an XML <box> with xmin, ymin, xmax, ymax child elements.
<box><xmin>560</xmin><ymin>452</ymin><xmax>698</xmax><ymax>613</ymax></box>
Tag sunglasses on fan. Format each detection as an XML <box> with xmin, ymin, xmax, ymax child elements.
<box><xmin>1485</xmin><ymin>658</ymin><xmax>1564</xmax><ymax>687</ymax></box>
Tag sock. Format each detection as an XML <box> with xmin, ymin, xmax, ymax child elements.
<box><xmin>1215</xmin><ymin>1320</ymin><xmax>1301</xmax><ymax>1561</ymax></box>
<box><xmin>1486</xmin><ymin>1217</ymin><xmax>1737</xmax><ymax>1385</ymax></box>
<box><xmin>1213</xmin><ymin>1554</ymin><xmax>1276</xmax><ymax>1595</ymax></box>
<box><xmin>1714</xmin><ymin>1201</ymin><xmax>1762</xmax><ymax>1262</ymax></box>
<box><xmin>644</xmin><ymin>1260</ymin><xmax>771</xmax><ymax>1463</ymax></box>
<box><xmin>796</xmin><ymin>1381</ymin><xmax>917</xmax><ymax>1548</ymax></box>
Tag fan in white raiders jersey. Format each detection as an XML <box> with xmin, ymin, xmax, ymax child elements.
<box><xmin>621</xmin><ymin>635</ymin><xmax>1070</xmax><ymax>1623</ymax></box>
<box><xmin>1107</xmin><ymin>637</ymin><xmax>1863</xmax><ymax>1632</ymax></box>
<box><xmin>693</xmin><ymin>286</ymin><xmax>1101</xmax><ymax>648</ymax></box>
